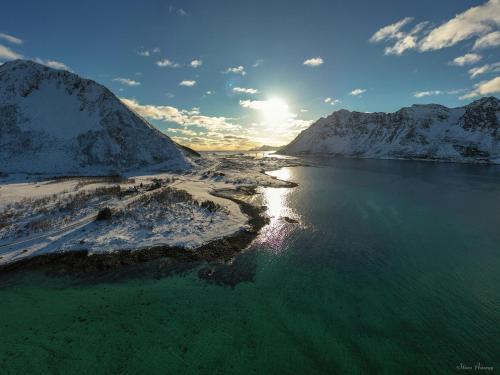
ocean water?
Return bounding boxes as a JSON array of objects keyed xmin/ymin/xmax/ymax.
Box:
[{"xmin": 1, "ymin": 158, "xmax": 499, "ymax": 374}]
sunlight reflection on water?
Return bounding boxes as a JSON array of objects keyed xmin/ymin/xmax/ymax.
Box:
[{"xmin": 254, "ymin": 168, "xmax": 300, "ymax": 252}]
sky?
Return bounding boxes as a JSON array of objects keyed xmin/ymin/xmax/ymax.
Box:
[{"xmin": 1, "ymin": 0, "xmax": 499, "ymax": 150}]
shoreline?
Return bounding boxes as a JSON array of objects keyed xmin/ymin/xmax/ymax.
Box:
[{"xmin": 0, "ymin": 180, "xmax": 295, "ymax": 280}]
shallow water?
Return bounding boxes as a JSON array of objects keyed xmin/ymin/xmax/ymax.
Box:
[{"xmin": 1, "ymin": 158, "xmax": 499, "ymax": 374}]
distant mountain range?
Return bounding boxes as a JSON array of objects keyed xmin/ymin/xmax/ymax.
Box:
[
  {"xmin": 280, "ymin": 97, "xmax": 499, "ymax": 164},
  {"xmin": 0, "ymin": 60, "xmax": 191, "ymax": 175}
]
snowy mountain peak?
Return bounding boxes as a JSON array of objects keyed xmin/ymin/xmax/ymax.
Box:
[
  {"xmin": 468, "ymin": 96, "xmax": 499, "ymax": 109},
  {"xmin": 280, "ymin": 97, "xmax": 499, "ymax": 164},
  {"xmin": 0, "ymin": 59, "xmax": 191, "ymax": 174}
]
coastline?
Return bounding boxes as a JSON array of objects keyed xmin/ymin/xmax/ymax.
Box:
[{"xmin": 0, "ymin": 175, "xmax": 297, "ymax": 279}]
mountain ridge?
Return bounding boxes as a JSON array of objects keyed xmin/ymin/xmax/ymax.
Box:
[
  {"xmin": 279, "ymin": 96, "xmax": 499, "ymax": 164},
  {"xmin": 0, "ymin": 59, "xmax": 191, "ymax": 174}
]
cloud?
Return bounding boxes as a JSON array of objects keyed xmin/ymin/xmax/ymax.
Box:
[
  {"xmin": 0, "ymin": 44, "xmax": 23, "ymax": 60},
  {"xmin": 370, "ymin": 17, "xmax": 414, "ymax": 43},
  {"xmin": 459, "ymin": 76, "xmax": 500, "ymax": 99},
  {"xmin": 34, "ymin": 58, "xmax": 72, "ymax": 71},
  {"xmin": 414, "ymin": 89, "xmax": 467, "ymax": 97},
  {"xmin": 169, "ymin": 5, "xmax": 189, "ymax": 16},
  {"xmin": 370, "ymin": 18, "xmax": 430, "ymax": 55},
  {"xmin": 232, "ymin": 87, "xmax": 259, "ymax": 94},
  {"xmin": 113, "ymin": 77, "xmax": 141, "ymax": 86},
  {"xmin": 137, "ymin": 47, "xmax": 159, "ymax": 57},
  {"xmin": 324, "ymin": 97, "xmax": 341, "ymax": 105},
  {"xmin": 252, "ymin": 59, "xmax": 264, "ymax": 68},
  {"xmin": 468, "ymin": 62, "xmax": 500, "ymax": 78},
  {"xmin": 449, "ymin": 53, "xmax": 482, "ymax": 66},
  {"xmin": 420, "ymin": 0, "xmax": 500, "ymax": 51},
  {"xmin": 303, "ymin": 57, "xmax": 324, "ymax": 66},
  {"xmin": 349, "ymin": 88, "xmax": 367, "ymax": 96},
  {"xmin": 0, "ymin": 32, "xmax": 22, "ymax": 45},
  {"xmin": 190, "ymin": 59, "xmax": 203, "ymax": 68},
  {"xmin": 414, "ymin": 90, "xmax": 443, "ymax": 98},
  {"xmin": 300, "ymin": 109, "xmax": 308, "ymax": 113},
  {"xmin": 171, "ymin": 133, "xmax": 259, "ymax": 151},
  {"xmin": 473, "ymin": 30, "xmax": 500, "ymax": 49},
  {"xmin": 179, "ymin": 80, "xmax": 196, "ymax": 87},
  {"xmin": 239, "ymin": 99, "xmax": 269, "ymax": 110},
  {"xmin": 166, "ymin": 128, "xmax": 198, "ymax": 137},
  {"xmin": 384, "ymin": 22, "xmax": 429, "ymax": 55},
  {"xmin": 156, "ymin": 59, "xmax": 180, "ymax": 68},
  {"xmin": 121, "ymin": 98, "xmax": 237, "ymax": 130},
  {"xmin": 205, "ymin": 90, "xmax": 215, "ymax": 95},
  {"xmin": 224, "ymin": 66, "xmax": 246, "ymax": 75},
  {"xmin": 370, "ymin": 1, "xmax": 500, "ymax": 55}
]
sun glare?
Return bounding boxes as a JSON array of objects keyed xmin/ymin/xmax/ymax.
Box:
[{"xmin": 259, "ymin": 97, "xmax": 290, "ymax": 125}]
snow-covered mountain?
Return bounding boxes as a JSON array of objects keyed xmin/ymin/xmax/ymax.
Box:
[
  {"xmin": 0, "ymin": 59, "xmax": 190, "ymax": 174},
  {"xmin": 280, "ymin": 97, "xmax": 500, "ymax": 164}
]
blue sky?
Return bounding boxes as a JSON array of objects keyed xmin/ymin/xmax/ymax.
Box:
[{"xmin": 1, "ymin": 0, "xmax": 499, "ymax": 150}]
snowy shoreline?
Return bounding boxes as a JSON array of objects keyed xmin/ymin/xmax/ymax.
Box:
[{"xmin": 0, "ymin": 154, "xmax": 302, "ymax": 274}]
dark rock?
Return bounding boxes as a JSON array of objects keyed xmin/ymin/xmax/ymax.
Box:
[{"xmin": 96, "ymin": 207, "xmax": 112, "ymax": 221}]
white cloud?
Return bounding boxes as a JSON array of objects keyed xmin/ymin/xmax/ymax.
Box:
[
  {"xmin": 303, "ymin": 57, "xmax": 324, "ymax": 66},
  {"xmin": 190, "ymin": 59, "xmax": 203, "ymax": 68},
  {"xmin": 0, "ymin": 32, "xmax": 22, "ymax": 45},
  {"xmin": 468, "ymin": 62, "xmax": 500, "ymax": 78},
  {"xmin": 34, "ymin": 58, "xmax": 72, "ymax": 71},
  {"xmin": 0, "ymin": 44, "xmax": 23, "ymax": 61},
  {"xmin": 121, "ymin": 98, "xmax": 237, "ymax": 130},
  {"xmin": 414, "ymin": 90, "xmax": 443, "ymax": 98},
  {"xmin": 224, "ymin": 66, "xmax": 246, "ymax": 75},
  {"xmin": 370, "ymin": 18, "xmax": 429, "ymax": 55},
  {"xmin": 239, "ymin": 99, "xmax": 268, "ymax": 110},
  {"xmin": 156, "ymin": 59, "xmax": 181, "ymax": 68},
  {"xmin": 370, "ymin": 17, "xmax": 414, "ymax": 43},
  {"xmin": 384, "ymin": 22, "xmax": 428, "ymax": 55},
  {"xmin": 449, "ymin": 53, "xmax": 482, "ymax": 66},
  {"xmin": 419, "ymin": 0, "xmax": 500, "ymax": 51},
  {"xmin": 324, "ymin": 97, "xmax": 341, "ymax": 105},
  {"xmin": 233, "ymin": 87, "xmax": 259, "ymax": 94},
  {"xmin": 349, "ymin": 88, "xmax": 367, "ymax": 96},
  {"xmin": 113, "ymin": 77, "xmax": 141, "ymax": 86},
  {"xmin": 370, "ymin": 1, "xmax": 500, "ymax": 55},
  {"xmin": 205, "ymin": 90, "xmax": 214, "ymax": 95},
  {"xmin": 252, "ymin": 59, "xmax": 264, "ymax": 68},
  {"xmin": 179, "ymin": 80, "xmax": 196, "ymax": 87},
  {"xmin": 459, "ymin": 76, "xmax": 500, "ymax": 99},
  {"xmin": 169, "ymin": 5, "xmax": 189, "ymax": 16},
  {"xmin": 137, "ymin": 47, "xmax": 160, "ymax": 57},
  {"xmin": 300, "ymin": 109, "xmax": 308, "ymax": 113},
  {"xmin": 167, "ymin": 128, "xmax": 198, "ymax": 137},
  {"xmin": 414, "ymin": 89, "xmax": 467, "ymax": 98},
  {"xmin": 473, "ymin": 31, "xmax": 500, "ymax": 49}
]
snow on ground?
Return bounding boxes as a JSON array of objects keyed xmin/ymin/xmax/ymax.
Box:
[{"xmin": 0, "ymin": 153, "xmax": 302, "ymax": 265}]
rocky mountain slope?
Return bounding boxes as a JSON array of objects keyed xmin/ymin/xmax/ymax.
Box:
[
  {"xmin": 0, "ymin": 59, "xmax": 190, "ymax": 174},
  {"xmin": 280, "ymin": 97, "xmax": 499, "ymax": 164}
]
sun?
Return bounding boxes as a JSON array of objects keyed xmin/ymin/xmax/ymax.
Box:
[{"xmin": 259, "ymin": 97, "xmax": 290, "ymax": 125}]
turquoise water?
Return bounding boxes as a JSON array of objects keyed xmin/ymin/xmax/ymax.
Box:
[{"xmin": 1, "ymin": 158, "xmax": 499, "ymax": 374}]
